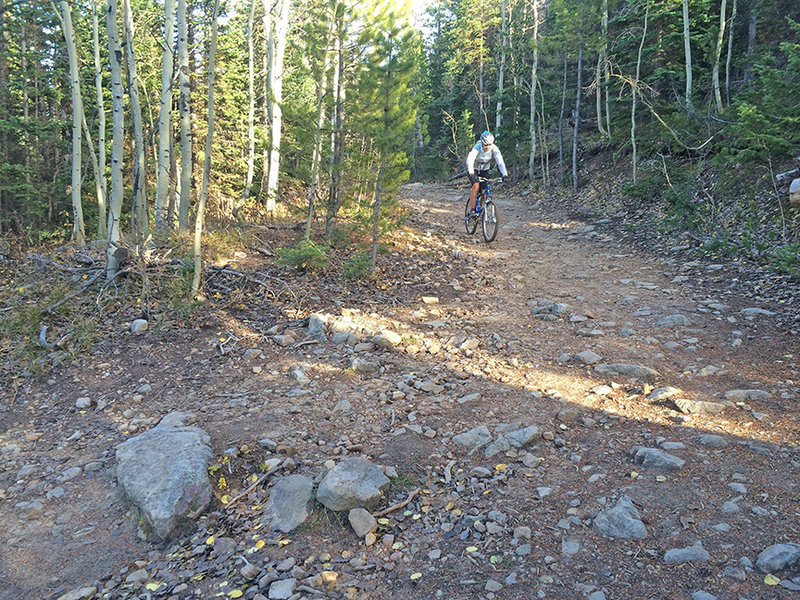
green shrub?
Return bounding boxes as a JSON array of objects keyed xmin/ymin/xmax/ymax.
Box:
[
  {"xmin": 343, "ymin": 252, "xmax": 372, "ymax": 279},
  {"xmin": 771, "ymin": 244, "xmax": 800, "ymax": 279},
  {"xmin": 274, "ymin": 239, "xmax": 329, "ymax": 273}
]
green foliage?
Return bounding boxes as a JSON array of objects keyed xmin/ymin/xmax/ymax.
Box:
[
  {"xmin": 771, "ymin": 244, "xmax": 800, "ymax": 279},
  {"xmin": 274, "ymin": 239, "xmax": 330, "ymax": 272},
  {"xmin": 343, "ymin": 251, "xmax": 371, "ymax": 279}
]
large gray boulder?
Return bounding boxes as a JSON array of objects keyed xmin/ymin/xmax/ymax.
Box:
[
  {"xmin": 756, "ymin": 543, "xmax": 800, "ymax": 573},
  {"xmin": 115, "ymin": 412, "xmax": 212, "ymax": 540},
  {"xmin": 316, "ymin": 457, "xmax": 390, "ymax": 511},
  {"xmin": 262, "ymin": 474, "xmax": 314, "ymax": 533}
]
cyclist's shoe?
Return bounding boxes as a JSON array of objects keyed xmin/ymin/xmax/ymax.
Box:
[{"xmin": 466, "ymin": 209, "xmax": 478, "ymax": 218}]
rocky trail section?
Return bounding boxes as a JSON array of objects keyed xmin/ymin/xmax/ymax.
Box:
[{"xmin": 1, "ymin": 183, "xmax": 799, "ymax": 600}]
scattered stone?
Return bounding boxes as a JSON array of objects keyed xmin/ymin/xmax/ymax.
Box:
[
  {"xmin": 691, "ymin": 591, "xmax": 718, "ymax": 600},
  {"xmin": 373, "ymin": 331, "xmax": 402, "ymax": 349},
  {"xmin": 673, "ymin": 398, "xmax": 726, "ymax": 415},
  {"xmin": 504, "ymin": 425, "xmax": 541, "ymax": 448},
  {"xmin": 268, "ymin": 578, "xmax": 297, "ymax": 600},
  {"xmin": 593, "ymin": 496, "xmax": 647, "ymax": 540},
  {"xmin": 351, "ymin": 357, "xmax": 380, "ymax": 374},
  {"xmin": 756, "ymin": 544, "xmax": 800, "ymax": 573},
  {"xmin": 632, "ymin": 447, "xmax": 685, "ymax": 472},
  {"xmin": 657, "ymin": 314, "xmax": 690, "ymax": 327},
  {"xmin": 694, "ymin": 434, "xmax": 729, "ymax": 448},
  {"xmin": 56, "ymin": 587, "xmax": 98, "ymax": 600},
  {"xmin": 457, "ymin": 392, "xmax": 481, "ymax": 404},
  {"xmin": 349, "ymin": 507, "xmax": 377, "ymax": 538},
  {"xmin": 594, "ymin": 363, "xmax": 659, "ymax": 380},
  {"xmin": 664, "ymin": 543, "xmax": 710, "ymax": 564},
  {"xmin": 574, "ymin": 350, "xmax": 602, "ymax": 365},
  {"xmin": 741, "ymin": 307, "xmax": 775, "ymax": 318},
  {"xmin": 115, "ymin": 412, "xmax": 212, "ymax": 540},
  {"xmin": 647, "ymin": 387, "xmax": 681, "ymax": 401},
  {"xmin": 262, "ymin": 474, "xmax": 313, "ymax": 533},
  {"xmin": 724, "ymin": 389, "xmax": 770, "ymax": 402},
  {"xmin": 485, "ymin": 580, "xmax": 503, "ymax": 593},
  {"xmin": 316, "ymin": 457, "xmax": 390, "ymax": 511},
  {"xmin": 452, "ymin": 426, "xmax": 493, "ymax": 451},
  {"xmin": 75, "ymin": 397, "xmax": 92, "ymax": 409},
  {"xmin": 130, "ymin": 319, "xmax": 148, "ymax": 334}
]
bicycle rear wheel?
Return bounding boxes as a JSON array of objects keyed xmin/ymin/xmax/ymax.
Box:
[
  {"xmin": 464, "ymin": 197, "xmax": 478, "ymax": 235},
  {"xmin": 482, "ymin": 200, "xmax": 498, "ymax": 242}
]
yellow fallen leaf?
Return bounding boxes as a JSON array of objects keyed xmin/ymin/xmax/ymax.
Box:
[
  {"xmin": 228, "ymin": 591, "xmax": 244, "ymax": 598},
  {"xmin": 466, "ymin": 546, "xmax": 478, "ymax": 553},
  {"xmin": 452, "ymin": 509, "xmax": 462, "ymax": 517},
  {"xmin": 656, "ymin": 475, "xmax": 666, "ymax": 482},
  {"xmin": 377, "ymin": 518, "xmax": 390, "ymax": 525},
  {"xmin": 495, "ymin": 463, "xmax": 507, "ymax": 472},
  {"xmin": 764, "ymin": 574, "xmax": 780, "ymax": 586},
  {"xmin": 251, "ymin": 474, "xmax": 259, "ymax": 482},
  {"xmin": 490, "ymin": 555, "xmax": 500, "ymax": 564},
  {"xmin": 445, "ymin": 502, "xmax": 454, "ymax": 511},
  {"xmin": 412, "ymin": 514, "xmax": 421, "ymax": 520},
  {"xmin": 410, "ymin": 572, "xmax": 422, "ymax": 580},
  {"xmin": 206, "ymin": 536, "xmax": 215, "ymax": 545},
  {"xmin": 255, "ymin": 539, "xmax": 265, "ymax": 549},
  {"xmin": 422, "ymin": 506, "xmax": 430, "ymax": 513},
  {"xmin": 145, "ymin": 583, "xmax": 163, "ymax": 591},
  {"xmin": 630, "ymin": 471, "xmax": 639, "ymax": 479},
  {"xmin": 279, "ymin": 539, "xmax": 291, "ymax": 546},
  {"xmin": 392, "ymin": 541, "xmax": 403, "ymax": 550},
  {"xmin": 220, "ymin": 495, "xmax": 229, "ymax": 504}
]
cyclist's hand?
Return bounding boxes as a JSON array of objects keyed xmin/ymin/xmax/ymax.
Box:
[{"xmin": 502, "ymin": 175, "xmax": 509, "ymax": 184}]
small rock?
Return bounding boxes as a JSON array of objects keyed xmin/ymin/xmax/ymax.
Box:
[
  {"xmin": 664, "ymin": 543, "xmax": 710, "ymax": 564},
  {"xmin": 348, "ymin": 507, "xmax": 377, "ymax": 538},
  {"xmin": 130, "ymin": 319, "xmax": 148, "ymax": 334}
]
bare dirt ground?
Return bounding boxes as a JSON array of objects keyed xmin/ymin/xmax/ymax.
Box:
[{"xmin": 1, "ymin": 182, "xmax": 799, "ymax": 600}]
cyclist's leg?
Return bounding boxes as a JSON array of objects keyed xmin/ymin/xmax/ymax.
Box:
[
  {"xmin": 468, "ymin": 180, "xmax": 480, "ymax": 212},
  {"xmin": 477, "ymin": 170, "xmax": 490, "ymax": 203}
]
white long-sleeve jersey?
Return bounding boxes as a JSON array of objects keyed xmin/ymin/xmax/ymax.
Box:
[{"xmin": 466, "ymin": 142, "xmax": 508, "ymax": 177}]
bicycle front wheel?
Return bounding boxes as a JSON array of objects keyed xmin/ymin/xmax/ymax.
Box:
[
  {"xmin": 482, "ymin": 200, "xmax": 498, "ymax": 242},
  {"xmin": 464, "ymin": 197, "xmax": 478, "ymax": 235}
]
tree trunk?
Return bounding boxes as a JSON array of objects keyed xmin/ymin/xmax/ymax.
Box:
[
  {"xmin": 558, "ymin": 51, "xmax": 567, "ymax": 185},
  {"xmin": 712, "ymin": 0, "xmax": 727, "ymax": 114},
  {"xmin": 92, "ymin": 0, "xmax": 107, "ymax": 238},
  {"xmin": 602, "ymin": 0, "xmax": 610, "ymax": 136},
  {"xmin": 243, "ymin": 0, "xmax": 256, "ymax": 201},
  {"xmin": 744, "ymin": 3, "xmax": 757, "ymax": 84},
  {"xmin": 495, "ymin": 0, "xmax": 507, "ymax": 132},
  {"xmin": 123, "ymin": 0, "xmax": 149, "ymax": 236},
  {"xmin": 178, "ymin": 0, "xmax": 192, "ymax": 231},
  {"xmin": 632, "ymin": 2, "xmax": 651, "ymax": 184},
  {"xmin": 192, "ymin": 0, "xmax": 220, "ymax": 295},
  {"xmin": 61, "ymin": 0, "xmax": 86, "ymax": 247},
  {"xmin": 528, "ymin": 0, "xmax": 540, "ymax": 181},
  {"xmin": 725, "ymin": 0, "xmax": 737, "ymax": 104},
  {"xmin": 572, "ymin": 33, "xmax": 583, "ymax": 193},
  {"xmin": 265, "ymin": 0, "xmax": 289, "ymax": 212},
  {"xmin": 682, "ymin": 0, "xmax": 693, "ymax": 112},
  {"xmin": 305, "ymin": 6, "xmax": 334, "ymax": 240},
  {"xmin": 106, "ymin": 0, "xmax": 126, "ymax": 279},
  {"xmin": 325, "ymin": 5, "xmax": 345, "ymax": 239},
  {"xmin": 155, "ymin": 0, "xmax": 176, "ymax": 230},
  {"xmin": 260, "ymin": 0, "xmax": 272, "ymax": 203}
]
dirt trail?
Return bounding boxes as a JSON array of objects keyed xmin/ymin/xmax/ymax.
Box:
[{"xmin": 2, "ymin": 183, "xmax": 799, "ymax": 600}]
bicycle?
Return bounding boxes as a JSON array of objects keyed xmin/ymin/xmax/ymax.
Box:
[{"xmin": 464, "ymin": 176, "xmax": 499, "ymax": 242}]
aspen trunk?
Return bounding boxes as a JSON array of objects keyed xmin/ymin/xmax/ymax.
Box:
[
  {"xmin": 528, "ymin": 0, "xmax": 540, "ymax": 181},
  {"xmin": 192, "ymin": 0, "xmax": 220, "ymax": 295},
  {"xmin": 92, "ymin": 0, "xmax": 107, "ymax": 238},
  {"xmin": 243, "ymin": 0, "xmax": 256, "ymax": 201},
  {"xmin": 61, "ymin": 0, "xmax": 86, "ymax": 247},
  {"xmin": 725, "ymin": 0, "xmax": 737, "ymax": 105},
  {"xmin": 632, "ymin": 2, "xmax": 651, "ymax": 184},
  {"xmin": 712, "ymin": 0, "xmax": 727, "ymax": 114},
  {"xmin": 177, "ymin": 0, "xmax": 192, "ymax": 231},
  {"xmin": 495, "ymin": 0, "xmax": 507, "ymax": 132},
  {"xmin": 682, "ymin": 0, "xmax": 693, "ymax": 111},
  {"xmin": 558, "ymin": 51, "xmax": 567, "ymax": 185},
  {"xmin": 266, "ymin": 0, "xmax": 289, "ymax": 212},
  {"xmin": 123, "ymin": 0, "xmax": 149, "ymax": 235},
  {"xmin": 106, "ymin": 0, "xmax": 126, "ymax": 279},
  {"xmin": 155, "ymin": 0, "xmax": 176, "ymax": 230},
  {"xmin": 572, "ymin": 34, "xmax": 583, "ymax": 193}
]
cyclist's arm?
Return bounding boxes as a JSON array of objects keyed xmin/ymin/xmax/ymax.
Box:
[
  {"xmin": 466, "ymin": 147, "xmax": 479, "ymax": 177},
  {"xmin": 493, "ymin": 147, "xmax": 509, "ymax": 178}
]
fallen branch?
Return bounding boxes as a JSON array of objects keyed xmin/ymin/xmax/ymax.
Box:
[
  {"xmin": 373, "ymin": 488, "xmax": 421, "ymax": 518},
  {"xmin": 225, "ymin": 463, "xmax": 282, "ymax": 510},
  {"xmin": 44, "ymin": 268, "xmax": 104, "ymax": 314}
]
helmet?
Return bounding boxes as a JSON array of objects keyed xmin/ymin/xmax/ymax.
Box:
[{"xmin": 480, "ymin": 131, "xmax": 495, "ymax": 146}]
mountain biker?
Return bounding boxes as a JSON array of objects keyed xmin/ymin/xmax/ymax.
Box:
[{"xmin": 466, "ymin": 130, "xmax": 509, "ymax": 217}]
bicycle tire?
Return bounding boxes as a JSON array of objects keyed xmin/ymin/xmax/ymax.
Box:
[
  {"xmin": 482, "ymin": 200, "xmax": 498, "ymax": 242},
  {"xmin": 464, "ymin": 197, "xmax": 478, "ymax": 235}
]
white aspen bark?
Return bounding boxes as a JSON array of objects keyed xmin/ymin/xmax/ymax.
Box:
[
  {"xmin": 123, "ymin": 0, "xmax": 149, "ymax": 235},
  {"xmin": 178, "ymin": 0, "xmax": 192, "ymax": 231},
  {"xmin": 61, "ymin": 0, "xmax": 86, "ymax": 247},
  {"xmin": 744, "ymin": 4, "xmax": 757, "ymax": 84},
  {"xmin": 192, "ymin": 0, "xmax": 220, "ymax": 295},
  {"xmin": 595, "ymin": 53, "xmax": 605, "ymax": 135},
  {"xmin": 495, "ymin": 0, "xmax": 507, "ymax": 132},
  {"xmin": 244, "ymin": 0, "xmax": 256, "ymax": 200},
  {"xmin": 682, "ymin": 0, "xmax": 693, "ymax": 111},
  {"xmin": 712, "ymin": 0, "xmax": 728, "ymax": 113},
  {"xmin": 155, "ymin": 0, "xmax": 177, "ymax": 230},
  {"xmin": 558, "ymin": 51, "xmax": 567, "ymax": 184},
  {"xmin": 92, "ymin": 0, "xmax": 107, "ymax": 238},
  {"xmin": 725, "ymin": 0, "xmax": 737, "ymax": 105},
  {"xmin": 632, "ymin": 2, "xmax": 650, "ymax": 184},
  {"xmin": 266, "ymin": 0, "xmax": 289, "ymax": 212},
  {"xmin": 602, "ymin": 0, "xmax": 610, "ymax": 135},
  {"xmin": 260, "ymin": 0, "xmax": 272, "ymax": 200},
  {"xmin": 572, "ymin": 33, "xmax": 583, "ymax": 193},
  {"xmin": 528, "ymin": 0, "xmax": 539, "ymax": 181},
  {"xmin": 306, "ymin": 8, "xmax": 334, "ymax": 240},
  {"xmin": 106, "ymin": 0, "xmax": 126, "ymax": 279}
]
